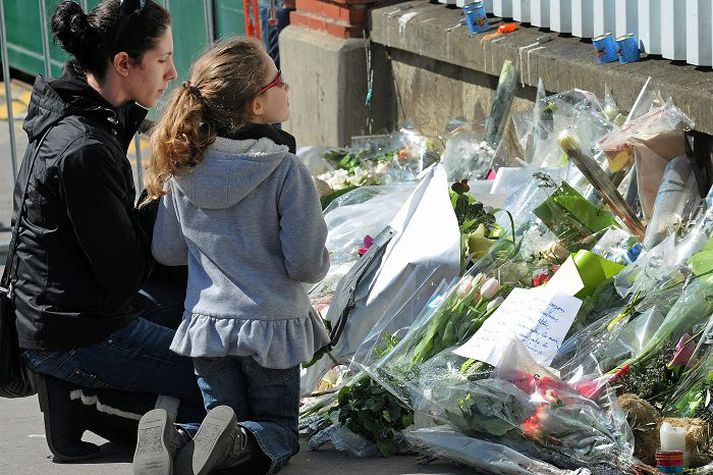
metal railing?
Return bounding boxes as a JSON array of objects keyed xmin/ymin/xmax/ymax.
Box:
[
  {"xmin": 0, "ymin": 0, "xmax": 217, "ymax": 257},
  {"xmin": 449, "ymin": 0, "xmax": 713, "ymax": 67}
]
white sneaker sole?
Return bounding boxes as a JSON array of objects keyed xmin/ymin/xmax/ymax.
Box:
[
  {"xmin": 133, "ymin": 409, "xmax": 174, "ymax": 475},
  {"xmin": 175, "ymin": 406, "xmax": 236, "ymax": 475}
]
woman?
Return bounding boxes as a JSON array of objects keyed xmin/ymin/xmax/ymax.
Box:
[{"xmin": 10, "ymin": 0, "xmax": 203, "ymax": 461}]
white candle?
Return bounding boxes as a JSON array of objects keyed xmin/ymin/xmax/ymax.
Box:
[{"xmin": 660, "ymin": 422, "xmax": 688, "ymax": 465}]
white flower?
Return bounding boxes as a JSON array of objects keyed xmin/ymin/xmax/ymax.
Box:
[
  {"xmin": 375, "ymin": 161, "xmax": 391, "ymax": 176},
  {"xmin": 480, "ymin": 278, "xmax": 500, "ymax": 300},
  {"xmin": 349, "ymin": 167, "xmax": 369, "ymax": 185},
  {"xmin": 456, "ymin": 275, "xmax": 474, "ymax": 298},
  {"xmin": 319, "ymin": 169, "xmax": 350, "ymax": 191},
  {"xmin": 472, "ymin": 273, "xmax": 486, "ymax": 288},
  {"xmin": 486, "ymin": 296, "xmax": 504, "ymax": 311}
]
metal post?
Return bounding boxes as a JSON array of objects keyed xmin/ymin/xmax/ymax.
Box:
[
  {"xmin": 134, "ymin": 135, "xmax": 143, "ymax": 192},
  {"xmin": 39, "ymin": 0, "xmax": 52, "ymax": 78},
  {"xmin": 163, "ymin": 0, "xmax": 170, "ymax": 11},
  {"xmin": 204, "ymin": 0, "xmax": 215, "ymax": 43},
  {"xmin": 0, "ymin": 0, "xmax": 17, "ymax": 179},
  {"xmin": 80, "ymin": 0, "xmax": 88, "ymax": 11}
]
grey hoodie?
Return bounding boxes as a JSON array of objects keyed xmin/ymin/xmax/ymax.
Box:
[{"xmin": 152, "ymin": 136, "xmax": 331, "ymax": 369}]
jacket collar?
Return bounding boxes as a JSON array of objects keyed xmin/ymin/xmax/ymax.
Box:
[{"xmin": 23, "ymin": 61, "xmax": 148, "ymax": 149}]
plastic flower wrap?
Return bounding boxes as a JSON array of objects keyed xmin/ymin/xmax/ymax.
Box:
[
  {"xmin": 598, "ymin": 101, "xmax": 694, "ymax": 218},
  {"xmin": 642, "ymin": 155, "xmax": 700, "ymax": 250},
  {"xmin": 531, "ymin": 172, "xmax": 617, "ymax": 251},
  {"xmin": 404, "ymin": 426, "xmax": 592, "ymax": 475},
  {"xmin": 314, "ymin": 129, "xmax": 432, "ymax": 203},
  {"xmin": 384, "ymin": 339, "xmax": 637, "ymax": 471},
  {"xmin": 309, "ymin": 184, "xmax": 415, "ymax": 312},
  {"xmin": 394, "ymin": 271, "xmax": 507, "ymax": 369},
  {"xmin": 559, "ymin": 130, "xmax": 644, "ymax": 240},
  {"xmin": 529, "ymin": 89, "xmax": 614, "ymax": 169},
  {"xmin": 440, "ymin": 121, "xmax": 496, "ymax": 182},
  {"xmin": 665, "ymin": 318, "xmax": 713, "ymax": 420}
]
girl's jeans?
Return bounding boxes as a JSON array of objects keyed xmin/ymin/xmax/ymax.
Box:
[{"xmin": 192, "ymin": 356, "xmax": 301, "ymax": 474}]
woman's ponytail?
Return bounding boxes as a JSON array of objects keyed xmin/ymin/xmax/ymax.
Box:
[
  {"xmin": 51, "ymin": 1, "xmax": 97, "ymax": 65},
  {"xmin": 51, "ymin": 0, "xmax": 170, "ymax": 80}
]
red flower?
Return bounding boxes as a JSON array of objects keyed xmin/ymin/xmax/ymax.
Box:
[
  {"xmin": 358, "ymin": 235, "xmax": 375, "ymax": 256},
  {"xmin": 573, "ymin": 364, "xmax": 630, "ymax": 400},
  {"xmin": 532, "ymin": 272, "xmax": 551, "ymax": 287},
  {"xmin": 521, "ymin": 404, "xmax": 548, "ymax": 441}
]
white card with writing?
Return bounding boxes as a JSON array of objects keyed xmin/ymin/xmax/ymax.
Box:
[{"xmin": 453, "ymin": 287, "xmax": 583, "ymax": 367}]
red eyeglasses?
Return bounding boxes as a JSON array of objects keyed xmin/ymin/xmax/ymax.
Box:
[{"xmin": 256, "ymin": 71, "xmax": 288, "ymax": 95}]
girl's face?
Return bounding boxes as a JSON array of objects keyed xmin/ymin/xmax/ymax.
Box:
[
  {"xmin": 125, "ymin": 27, "xmax": 178, "ymax": 108},
  {"xmin": 251, "ymin": 55, "xmax": 290, "ymax": 124}
]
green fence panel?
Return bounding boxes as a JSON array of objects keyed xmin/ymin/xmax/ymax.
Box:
[
  {"xmin": 5, "ymin": 0, "xmax": 246, "ymax": 82},
  {"xmin": 215, "ymin": 0, "xmax": 246, "ymax": 40}
]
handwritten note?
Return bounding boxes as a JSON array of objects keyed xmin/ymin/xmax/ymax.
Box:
[{"xmin": 453, "ymin": 287, "xmax": 582, "ymax": 367}]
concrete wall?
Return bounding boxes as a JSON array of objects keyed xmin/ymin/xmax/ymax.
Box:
[
  {"xmin": 280, "ymin": 26, "xmax": 396, "ymax": 147},
  {"xmin": 371, "ymin": 1, "xmax": 713, "ymax": 136},
  {"xmin": 388, "ymin": 47, "xmax": 537, "ymax": 138}
]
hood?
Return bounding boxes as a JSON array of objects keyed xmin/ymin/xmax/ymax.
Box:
[
  {"xmin": 172, "ymin": 136, "xmax": 290, "ymax": 209},
  {"xmin": 23, "ymin": 61, "xmax": 146, "ymax": 144}
]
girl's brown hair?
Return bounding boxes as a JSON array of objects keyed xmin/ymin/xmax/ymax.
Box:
[{"xmin": 144, "ymin": 37, "xmax": 269, "ymax": 201}]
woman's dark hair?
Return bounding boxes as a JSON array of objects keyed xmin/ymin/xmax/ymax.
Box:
[{"xmin": 51, "ymin": 0, "xmax": 171, "ymax": 79}]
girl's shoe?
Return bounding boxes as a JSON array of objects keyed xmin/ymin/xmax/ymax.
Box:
[
  {"xmin": 174, "ymin": 405, "xmax": 256, "ymax": 475},
  {"xmin": 133, "ymin": 408, "xmax": 177, "ymax": 475}
]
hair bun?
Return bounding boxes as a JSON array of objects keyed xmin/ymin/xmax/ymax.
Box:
[{"xmin": 51, "ymin": 1, "xmax": 95, "ymax": 58}]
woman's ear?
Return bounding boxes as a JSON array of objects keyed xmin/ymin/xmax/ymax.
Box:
[{"xmin": 112, "ymin": 52, "xmax": 131, "ymax": 78}]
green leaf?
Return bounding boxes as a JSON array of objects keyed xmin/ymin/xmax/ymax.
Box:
[
  {"xmin": 376, "ymin": 439, "xmax": 396, "ymax": 457},
  {"xmin": 320, "ymin": 186, "xmax": 359, "ymax": 209},
  {"xmin": 691, "ymin": 238, "xmax": 713, "ymax": 277}
]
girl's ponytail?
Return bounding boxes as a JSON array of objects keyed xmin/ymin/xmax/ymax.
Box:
[
  {"xmin": 144, "ymin": 84, "xmax": 217, "ymax": 201},
  {"xmin": 143, "ymin": 37, "xmax": 269, "ymax": 203}
]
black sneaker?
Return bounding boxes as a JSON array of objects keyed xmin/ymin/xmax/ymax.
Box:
[
  {"xmin": 174, "ymin": 406, "xmax": 239, "ymax": 475},
  {"xmin": 35, "ymin": 374, "xmax": 101, "ymax": 462},
  {"xmin": 133, "ymin": 408, "xmax": 176, "ymax": 475}
]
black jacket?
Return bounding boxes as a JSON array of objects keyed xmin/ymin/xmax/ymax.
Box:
[{"xmin": 11, "ymin": 62, "xmax": 153, "ymax": 350}]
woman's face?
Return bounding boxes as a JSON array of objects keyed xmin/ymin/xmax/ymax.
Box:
[{"xmin": 126, "ymin": 27, "xmax": 177, "ymax": 108}]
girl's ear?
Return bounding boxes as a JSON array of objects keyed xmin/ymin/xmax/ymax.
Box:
[
  {"xmin": 249, "ymin": 95, "xmax": 265, "ymax": 118},
  {"xmin": 112, "ymin": 52, "xmax": 131, "ymax": 78}
]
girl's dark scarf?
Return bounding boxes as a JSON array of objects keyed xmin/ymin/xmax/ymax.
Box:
[{"xmin": 221, "ymin": 123, "xmax": 296, "ymax": 154}]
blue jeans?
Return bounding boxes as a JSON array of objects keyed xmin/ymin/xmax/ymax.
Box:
[
  {"xmin": 21, "ymin": 281, "xmax": 205, "ymax": 423},
  {"xmin": 192, "ymin": 356, "xmax": 300, "ymax": 474}
]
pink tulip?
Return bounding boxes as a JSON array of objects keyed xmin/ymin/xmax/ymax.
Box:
[{"xmin": 669, "ymin": 333, "xmax": 696, "ymax": 368}]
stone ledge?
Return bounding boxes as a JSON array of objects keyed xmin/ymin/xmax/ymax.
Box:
[{"xmin": 370, "ymin": 1, "xmax": 713, "ymax": 135}]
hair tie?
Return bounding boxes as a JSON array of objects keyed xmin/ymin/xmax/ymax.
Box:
[{"xmin": 182, "ymin": 80, "xmax": 202, "ymax": 98}]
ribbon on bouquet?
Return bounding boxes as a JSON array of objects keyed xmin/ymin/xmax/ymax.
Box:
[{"xmin": 547, "ymin": 249, "xmax": 625, "ymax": 299}]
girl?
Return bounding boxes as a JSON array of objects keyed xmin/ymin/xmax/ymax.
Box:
[
  {"xmin": 14, "ymin": 0, "xmax": 204, "ymax": 463},
  {"xmin": 135, "ymin": 38, "xmax": 330, "ymax": 474}
]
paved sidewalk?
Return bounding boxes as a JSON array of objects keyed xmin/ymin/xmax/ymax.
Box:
[{"xmin": 0, "ymin": 395, "xmax": 473, "ymax": 475}]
